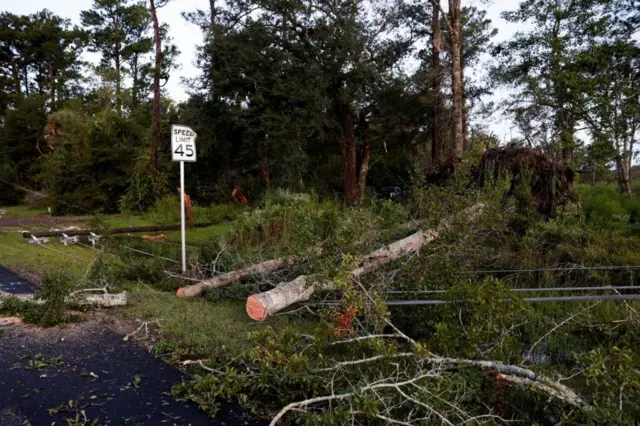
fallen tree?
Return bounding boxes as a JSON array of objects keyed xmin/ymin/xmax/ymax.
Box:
[
  {"xmin": 176, "ymin": 220, "xmax": 425, "ymax": 297},
  {"xmin": 0, "ymin": 291, "xmax": 127, "ymax": 307},
  {"xmin": 268, "ymin": 318, "xmax": 589, "ymax": 425},
  {"xmin": 246, "ymin": 204, "xmax": 484, "ymax": 321}
]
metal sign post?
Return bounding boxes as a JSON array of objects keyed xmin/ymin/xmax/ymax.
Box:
[{"xmin": 171, "ymin": 124, "xmax": 198, "ymax": 273}]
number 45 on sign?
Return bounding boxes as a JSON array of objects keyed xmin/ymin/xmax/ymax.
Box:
[{"xmin": 172, "ymin": 124, "xmax": 197, "ymax": 162}]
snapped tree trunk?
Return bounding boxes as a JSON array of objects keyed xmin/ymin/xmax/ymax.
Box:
[
  {"xmin": 176, "ymin": 220, "xmax": 425, "ymax": 297},
  {"xmin": 150, "ymin": 0, "xmax": 162, "ymax": 177},
  {"xmin": 246, "ymin": 204, "xmax": 484, "ymax": 321},
  {"xmin": 431, "ymin": 0, "xmax": 443, "ymax": 164},
  {"xmin": 0, "ymin": 292, "xmax": 128, "ymax": 308},
  {"xmin": 449, "ymin": 0, "xmax": 464, "ymax": 155}
]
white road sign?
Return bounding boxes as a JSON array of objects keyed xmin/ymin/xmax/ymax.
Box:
[{"xmin": 171, "ymin": 124, "xmax": 197, "ymax": 162}]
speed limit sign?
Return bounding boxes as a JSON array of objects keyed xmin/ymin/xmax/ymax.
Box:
[
  {"xmin": 171, "ymin": 124, "xmax": 197, "ymax": 162},
  {"xmin": 171, "ymin": 123, "xmax": 198, "ymax": 274}
]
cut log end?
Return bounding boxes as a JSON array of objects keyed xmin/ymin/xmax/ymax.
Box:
[
  {"xmin": 176, "ymin": 283, "xmax": 203, "ymax": 297},
  {"xmin": 246, "ymin": 295, "xmax": 267, "ymax": 321}
]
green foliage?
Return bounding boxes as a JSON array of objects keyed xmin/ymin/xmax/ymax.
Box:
[
  {"xmin": 231, "ymin": 192, "xmax": 342, "ymax": 251},
  {"xmin": 39, "ymin": 104, "xmax": 140, "ymax": 214},
  {"xmin": 0, "ymin": 270, "xmax": 75, "ymax": 327},
  {"xmin": 35, "ymin": 269, "xmax": 74, "ymax": 327},
  {"xmin": 578, "ymin": 183, "xmax": 640, "ymax": 232},
  {"xmin": 120, "ymin": 154, "xmax": 169, "ymax": 212},
  {"xmin": 145, "ymin": 195, "xmax": 238, "ymax": 225}
]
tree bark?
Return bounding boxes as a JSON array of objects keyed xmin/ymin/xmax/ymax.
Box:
[
  {"xmin": 617, "ymin": 155, "xmax": 632, "ymax": 194},
  {"xmin": 150, "ymin": 0, "xmax": 162, "ymax": 177},
  {"xmin": 176, "ymin": 221, "xmax": 426, "ymax": 297},
  {"xmin": 356, "ymin": 138, "xmax": 373, "ymax": 207},
  {"xmin": 0, "ymin": 292, "xmax": 127, "ymax": 307},
  {"xmin": 246, "ymin": 204, "xmax": 484, "ymax": 321},
  {"xmin": 431, "ymin": 0, "xmax": 443, "ymax": 164},
  {"xmin": 10, "ymin": 60, "xmax": 21, "ymax": 99},
  {"xmin": 449, "ymin": 0, "xmax": 464, "ymax": 155},
  {"xmin": 22, "ymin": 65, "xmax": 29, "ymax": 97},
  {"xmin": 48, "ymin": 60, "xmax": 56, "ymax": 110},
  {"xmin": 339, "ymin": 103, "xmax": 359, "ymax": 206},
  {"xmin": 113, "ymin": 15, "xmax": 122, "ymax": 114}
]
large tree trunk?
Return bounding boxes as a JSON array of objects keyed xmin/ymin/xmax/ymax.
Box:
[
  {"xmin": 339, "ymin": 103, "xmax": 359, "ymax": 206},
  {"xmin": 176, "ymin": 220, "xmax": 425, "ymax": 297},
  {"xmin": 150, "ymin": 0, "xmax": 162, "ymax": 177},
  {"xmin": 449, "ymin": 0, "xmax": 464, "ymax": 155},
  {"xmin": 246, "ymin": 204, "xmax": 484, "ymax": 321},
  {"xmin": 617, "ymin": 155, "xmax": 632, "ymax": 194},
  {"xmin": 431, "ymin": 0, "xmax": 443, "ymax": 164},
  {"xmin": 356, "ymin": 138, "xmax": 373, "ymax": 207},
  {"xmin": 177, "ymin": 255, "xmax": 297, "ymax": 297},
  {"xmin": 0, "ymin": 292, "xmax": 128, "ymax": 308}
]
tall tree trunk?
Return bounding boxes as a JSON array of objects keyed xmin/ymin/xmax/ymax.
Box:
[
  {"xmin": 150, "ymin": 0, "xmax": 162, "ymax": 177},
  {"xmin": 617, "ymin": 155, "xmax": 632, "ymax": 194},
  {"xmin": 461, "ymin": 62, "xmax": 468, "ymax": 147},
  {"xmin": 356, "ymin": 138, "xmax": 373, "ymax": 207},
  {"xmin": 431, "ymin": 0, "xmax": 443, "ymax": 164},
  {"xmin": 113, "ymin": 16, "xmax": 122, "ymax": 114},
  {"xmin": 48, "ymin": 61, "xmax": 56, "ymax": 110},
  {"xmin": 131, "ymin": 57, "xmax": 139, "ymax": 107},
  {"xmin": 339, "ymin": 103, "xmax": 358, "ymax": 206},
  {"xmin": 22, "ymin": 65, "xmax": 29, "ymax": 97},
  {"xmin": 11, "ymin": 61, "xmax": 21, "ymax": 99},
  {"xmin": 448, "ymin": 0, "xmax": 464, "ymax": 155}
]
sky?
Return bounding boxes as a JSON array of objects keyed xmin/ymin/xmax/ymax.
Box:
[{"xmin": 4, "ymin": 0, "xmax": 523, "ymax": 139}]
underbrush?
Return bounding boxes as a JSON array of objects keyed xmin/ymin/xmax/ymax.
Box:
[
  {"xmin": 0, "ymin": 270, "xmax": 83, "ymax": 327},
  {"xmin": 146, "ymin": 195, "xmax": 244, "ymax": 225},
  {"xmin": 167, "ymin": 178, "xmax": 640, "ymax": 424},
  {"xmin": 577, "ymin": 183, "xmax": 640, "ymax": 233},
  {"xmin": 65, "ymin": 176, "xmax": 640, "ymax": 424}
]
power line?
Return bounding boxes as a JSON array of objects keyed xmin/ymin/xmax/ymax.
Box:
[
  {"xmin": 460, "ymin": 265, "xmax": 640, "ymax": 274},
  {"xmin": 164, "ymin": 270, "xmax": 201, "ymax": 282},
  {"xmin": 122, "ymin": 245, "xmax": 180, "ymax": 264},
  {"xmin": 33, "ymin": 243, "xmax": 92, "ymax": 264},
  {"xmin": 0, "ymin": 177, "xmax": 98, "ymax": 216},
  {"xmin": 387, "ymin": 286, "xmax": 640, "ymax": 295},
  {"xmin": 0, "ymin": 178, "xmax": 188, "ymax": 266},
  {"xmin": 321, "ymin": 294, "xmax": 640, "ymax": 306},
  {"xmin": 382, "ymin": 294, "xmax": 640, "ymax": 306}
]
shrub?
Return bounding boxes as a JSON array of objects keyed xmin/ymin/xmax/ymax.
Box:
[
  {"xmin": 35, "ymin": 270, "xmax": 74, "ymax": 327},
  {"xmin": 146, "ymin": 195, "xmax": 240, "ymax": 225},
  {"xmin": 0, "ymin": 270, "xmax": 74, "ymax": 327},
  {"xmin": 120, "ymin": 154, "xmax": 170, "ymax": 212}
]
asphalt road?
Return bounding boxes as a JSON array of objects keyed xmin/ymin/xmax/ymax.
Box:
[{"xmin": 0, "ymin": 267, "xmax": 264, "ymax": 426}]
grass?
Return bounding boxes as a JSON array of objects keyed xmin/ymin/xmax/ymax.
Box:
[
  {"xmin": 0, "ymin": 205, "xmax": 303, "ymax": 366},
  {"xmin": 0, "ymin": 229, "xmax": 96, "ymax": 278},
  {"xmin": 121, "ymin": 287, "xmax": 315, "ymax": 362},
  {"xmin": 0, "ymin": 203, "xmax": 314, "ymax": 378},
  {"xmin": 0, "ymin": 205, "xmax": 49, "ymax": 219}
]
